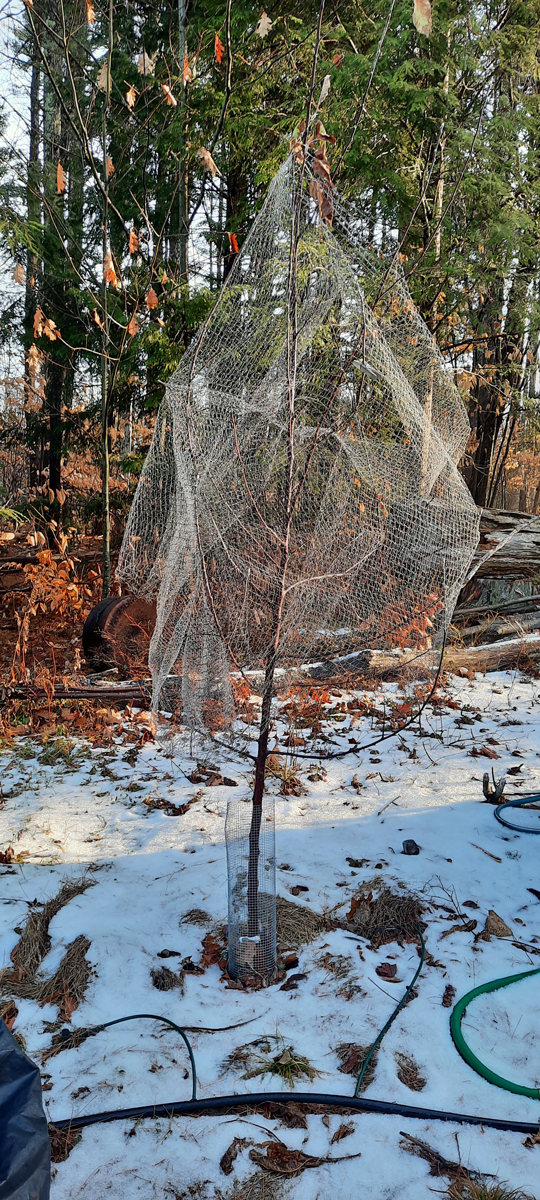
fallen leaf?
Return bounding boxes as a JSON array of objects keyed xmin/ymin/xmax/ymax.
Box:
[
  {"xmin": 56, "ymin": 162, "xmax": 66, "ymax": 194},
  {"xmin": 290, "ymin": 884, "xmax": 309, "ymax": 896},
  {"xmin": 412, "ymin": 0, "xmax": 432, "ymax": 36},
  {"xmin": 220, "ymin": 1137, "xmax": 249, "ymax": 1175},
  {"xmin": 201, "ymin": 932, "xmax": 223, "ymax": 967},
  {"xmin": 469, "ymin": 744, "xmax": 500, "ymax": 760},
  {"xmin": 256, "ymin": 11, "xmax": 272, "ymax": 37},
  {"xmin": 215, "ymin": 32, "xmax": 225, "ymax": 64},
  {"xmin": 527, "ymin": 887, "xmax": 540, "ymax": 902},
  {"xmin": 198, "ymin": 146, "xmax": 220, "ymax": 177},
  {"xmin": 280, "ymin": 973, "xmax": 307, "ymax": 991},
  {"xmin": 376, "ymin": 962, "xmax": 397, "ymax": 979},
  {"xmin": 161, "ymin": 83, "xmax": 178, "ymax": 107},
  {"xmin": 126, "ymin": 84, "xmax": 137, "ymax": 108},
  {"xmin": 331, "ymin": 1123, "xmax": 354, "ymax": 1144},
  {"xmin": 13, "ymin": 263, "xmax": 24, "ymax": 285}
]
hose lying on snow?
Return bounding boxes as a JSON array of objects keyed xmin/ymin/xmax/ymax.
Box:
[
  {"xmin": 49, "ymin": 938, "xmax": 540, "ymax": 1137},
  {"xmin": 450, "ymin": 967, "xmax": 540, "ymax": 1099}
]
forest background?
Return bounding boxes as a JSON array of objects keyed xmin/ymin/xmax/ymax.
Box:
[{"xmin": 1, "ymin": 0, "xmax": 540, "ymax": 690}]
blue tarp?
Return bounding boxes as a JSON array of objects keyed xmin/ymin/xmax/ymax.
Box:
[{"xmin": 0, "ymin": 1019, "xmax": 50, "ymax": 1199}]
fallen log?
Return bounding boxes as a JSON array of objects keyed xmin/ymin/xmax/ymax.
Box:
[
  {"xmin": 451, "ymin": 611, "xmax": 540, "ymax": 645},
  {"xmin": 443, "ymin": 633, "xmax": 540, "ymax": 674}
]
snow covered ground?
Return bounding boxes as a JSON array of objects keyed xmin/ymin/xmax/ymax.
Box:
[{"xmin": 1, "ymin": 669, "xmax": 540, "ymax": 1199}]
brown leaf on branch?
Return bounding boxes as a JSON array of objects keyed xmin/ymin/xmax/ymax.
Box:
[
  {"xmin": 137, "ymin": 51, "xmax": 157, "ymax": 76},
  {"xmin": 145, "ymin": 287, "xmax": 158, "ymax": 310},
  {"xmin": 161, "ymin": 83, "xmax": 178, "ymax": 107},
  {"xmin": 96, "ymin": 62, "xmax": 109, "ymax": 91},
  {"xmin": 103, "ymin": 250, "xmax": 119, "ymax": 288},
  {"xmin": 413, "ymin": 0, "xmax": 432, "ymax": 36},
  {"xmin": 33, "ymin": 306, "xmax": 44, "ymax": 337},
  {"xmin": 127, "ymin": 313, "xmax": 140, "ymax": 337},
  {"xmin": 317, "ymin": 74, "xmax": 331, "ymax": 106},
  {"xmin": 215, "ymin": 33, "xmax": 225, "ymax": 64},
  {"xmin": 12, "ymin": 263, "xmax": 24, "ymax": 285},
  {"xmin": 86, "ymin": 0, "xmax": 95, "ymax": 24},
  {"xmin": 129, "ymin": 228, "xmax": 139, "ymax": 254},
  {"xmin": 226, "ymin": 232, "xmax": 239, "ymax": 253},
  {"xmin": 314, "ymin": 120, "xmax": 336, "ymax": 145},
  {"xmin": 93, "ymin": 308, "xmax": 104, "ymax": 331},
  {"xmin": 256, "ymin": 11, "xmax": 272, "ymax": 37},
  {"xmin": 42, "ymin": 316, "xmax": 60, "ymax": 340},
  {"xmin": 106, "ymin": 156, "xmax": 115, "ymax": 178},
  {"xmin": 56, "ymin": 162, "xmax": 66, "ymax": 194},
  {"xmin": 126, "ymin": 84, "xmax": 137, "ymax": 108},
  {"xmin": 198, "ymin": 147, "xmax": 220, "ymax": 177},
  {"xmin": 182, "ymin": 57, "xmax": 192, "ymax": 85}
]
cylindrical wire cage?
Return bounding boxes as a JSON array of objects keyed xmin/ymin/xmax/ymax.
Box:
[{"xmin": 225, "ymin": 795, "xmax": 277, "ymax": 985}]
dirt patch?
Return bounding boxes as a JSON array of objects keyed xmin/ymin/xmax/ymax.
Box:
[
  {"xmin": 343, "ymin": 883, "xmax": 423, "ymax": 948},
  {"xmin": 276, "ymin": 896, "xmax": 325, "ymax": 948}
]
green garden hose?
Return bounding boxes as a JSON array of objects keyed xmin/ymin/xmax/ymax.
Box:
[
  {"xmin": 354, "ymin": 926, "xmax": 426, "ymax": 1097},
  {"xmin": 450, "ymin": 967, "xmax": 540, "ymax": 1098}
]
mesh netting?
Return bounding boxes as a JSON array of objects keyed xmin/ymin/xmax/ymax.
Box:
[
  {"xmin": 118, "ymin": 151, "xmax": 479, "ymax": 739},
  {"xmin": 225, "ymin": 795, "xmax": 276, "ymax": 983}
]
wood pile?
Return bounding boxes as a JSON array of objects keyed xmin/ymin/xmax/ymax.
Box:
[{"xmin": 448, "ymin": 507, "xmax": 540, "ymax": 673}]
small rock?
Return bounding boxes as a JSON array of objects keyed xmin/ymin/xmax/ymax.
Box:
[{"xmin": 402, "ymin": 839, "xmax": 420, "ymax": 856}]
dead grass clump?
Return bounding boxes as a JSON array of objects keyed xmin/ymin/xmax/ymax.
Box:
[
  {"xmin": 0, "ymin": 876, "xmax": 95, "ymax": 996},
  {"xmin": 448, "ymin": 1186, "xmax": 537, "ymax": 1200},
  {"xmin": 395, "ymin": 1051, "xmax": 426, "ymax": 1091},
  {"xmin": 49, "ymin": 1123, "xmax": 82, "ymax": 1163},
  {"xmin": 316, "ymin": 951, "xmax": 353, "ymax": 980},
  {"xmin": 276, "ymin": 896, "xmax": 325, "ymax": 948},
  {"xmin": 345, "ymin": 884, "xmax": 423, "ymax": 948},
  {"xmin": 151, "ymin": 966, "xmax": 184, "ymax": 992},
  {"xmin": 335, "ymin": 1042, "xmax": 378, "ymax": 1090},
  {"xmin": 220, "ymin": 1171, "xmax": 284, "ymax": 1200},
  {"xmin": 220, "ymin": 1036, "xmax": 276, "ymax": 1077},
  {"xmin": 181, "ymin": 908, "xmax": 212, "ymax": 925},
  {"xmin": 245, "ymin": 1045, "xmax": 321, "ymax": 1088}
]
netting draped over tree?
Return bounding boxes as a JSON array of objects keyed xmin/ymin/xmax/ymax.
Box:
[{"xmin": 119, "ymin": 151, "xmax": 479, "ymax": 737}]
